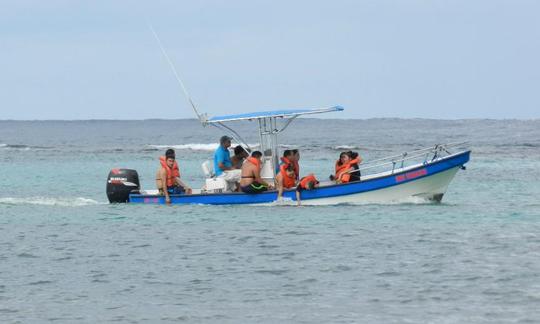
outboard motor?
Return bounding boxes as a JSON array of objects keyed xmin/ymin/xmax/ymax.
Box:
[{"xmin": 106, "ymin": 169, "xmax": 140, "ymax": 203}]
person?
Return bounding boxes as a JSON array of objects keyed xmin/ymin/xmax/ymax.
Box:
[
  {"xmin": 276, "ymin": 149, "xmax": 294, "ymax": 174},
  {"xmin": 277, "ymin": 149, "xmax": 299, "ymax": 179},
  {"xmin": 333, "ymin": 151, "xmax": 362, "ymax": 184},
  {"xmin": 231, "ymin": 145, "xmax": 248, "ymax": 169},
  {"xmin": 291, "ymin": 149, "xmax": 301, "ymax": 180},
  {"xmin": 240, "ymin": 151, "xmax": 273, "ymax": 194},
  {"xmin": 214, "ymin": 135, "xmax": 233, "ymax": 176},
  {"xmin": 156, "ymin": 149, "xmax": 192, "ymax": 204},
  {"xmin": 348, "ymin": 151, "xmax": 361, "ymax": 182},
  {"xmin": 295, "ymin": 173, "xmax": 320, "ymax": 206},
  {"xmin": 275, "ymin": 164, "xmax": 297, "ymax": 200}
]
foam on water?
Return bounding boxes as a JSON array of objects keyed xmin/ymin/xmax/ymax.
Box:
[
  {"xmin": 0, "ymin": 197, "xmax": 102, "ymax": 207},
  {"xmin": 148, "ymin": 143, "xmax": 259, "ymax": 151},
  {"xmin": 333, "ymin": 145, "xmax": 360, "ymax": 150}
]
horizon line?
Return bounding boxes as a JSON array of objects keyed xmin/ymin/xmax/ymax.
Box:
[{"xmin": 1, "ymin": 117, "xmax": 539, "ymax": 122}]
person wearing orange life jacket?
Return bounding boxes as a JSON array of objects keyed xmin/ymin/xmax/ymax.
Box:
[
  {"xmin": 156, "ymin": 149, "xmax": 192, "ymax": 204},
  {"xmin": 240, "ymin": 151, "xmax": 273, "ymax": 194},
  {"xmin": 295, "ymin": 174, "xmax": 320, "ymax": 206},
  {"xmin": 276, "ymin": 164, "xmax": 297, "ymax": 200},
  {"xmin": 334, "ymin": 151, "xmax": 362, "ymax": 184}
]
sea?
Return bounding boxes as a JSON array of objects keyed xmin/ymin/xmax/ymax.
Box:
[{"xmin": 1, "ymin": 118, "xmax": 539, "ymax": 323}]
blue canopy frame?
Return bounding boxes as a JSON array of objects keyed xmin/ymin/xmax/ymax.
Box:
[
  {"xmin": 203, "ymin": 105, "xmax": 344, "ymax": 181},
  {"xmin": 205, "ymin": 106, "xmax": 344, "ymax": 124}
]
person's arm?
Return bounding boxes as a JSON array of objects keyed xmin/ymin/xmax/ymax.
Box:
[
  {"xmin": 176, "ymin": 178, "xmax": 192, "ymax": 194},
  {"xmin": 336, "ymin": 167, "xmax": 354, "ymax": 183},
  {"xmin": 218, "ymin": 162, "xmax": 232, "ymax": 172},
  {"xmin": 296, "ymin": 190, "xmax": 301, "ymax": 206},
  {"xmin": 254, "ymin": 168, "xmax": 273, "ymax": 189},
  {"xmin": 159, "ymin": 168, "xmax": 171, "ymax": 203},
  {"xmin": 276, "ymin": 175, "xmax": 284, "ymax": 199}
]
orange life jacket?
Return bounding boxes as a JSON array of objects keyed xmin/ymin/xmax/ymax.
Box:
[
  {"xmin": 247, "ymin": 157, "xmax": 261, "ymax": 169},
  {"xmin": 335, "ymin": 157, "xmax": 360, "ymax": 183},
  {"xmin": 279, "ymin": 163, "xmax": 296, "ymax": 189},
  {"xmin": 159, "ymin": 156, "xmax": 180, "ymax": 188},
  {"xmin": 299, "ymin": 174, "xmax": 319, "ymax": 190},
  {"xmin": 281, "ymin": 157, "xmax": 300, "ymax": 179}
]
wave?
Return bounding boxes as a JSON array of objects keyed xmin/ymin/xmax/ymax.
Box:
[
  {"xmin": 148, "ymin": 143, "xmax": 260, "ymax": 152},
  {"xmin": 0, "ymin": 197, "xmax": 102, "ymax": 207},
  {"xmin": 0, "ymin": 143, "xmax": 53, "ymax": 151},
  {"xmin": 332, "ymin": 145, "xmax": 360, "ymax": 150}
]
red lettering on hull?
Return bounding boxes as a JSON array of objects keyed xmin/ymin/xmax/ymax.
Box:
[{"xmin": 395, "ymin": 168, "xmax": 427, "ymax": 183}]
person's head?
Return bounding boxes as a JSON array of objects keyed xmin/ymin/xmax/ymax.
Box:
[
  {"xmin": 283, "ymin": 149, "xmax": 293, "ymax": 159},
  {"xmin": 292, "ymin": 149, "xmax": 300, "ymax": 161},
  {"xmin": 349, "ymin": 151, "xmax": 358, "ymax": 159},
  {"xmin": 234, "ymin": 145, "xmax": 248, "ymax": 158},
  {"xmin": 220, "ymin": 135, "xmax": 232, "ymax": 148},
  {"xmin": 251, "ymin": 151, "xmax": 263, "ymax": 161},
  {"xmin": 339, "ymin": 151, "xmax": 351, "ymax": 165},
  {"xmin": 306, "ymin": 181, "xmax": 316, "ymax": 190},
  {"xmin": 165, "ymin": 149, "xmax": 176, "ymax": 168}
]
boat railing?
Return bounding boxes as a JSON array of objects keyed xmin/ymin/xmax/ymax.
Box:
[{"xmin": 353, "ymin": 142, "xmax": 469, "ymax": 176}]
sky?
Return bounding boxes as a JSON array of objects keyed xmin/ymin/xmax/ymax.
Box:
[{"xmin": 1, "ymin": 0, "xmax": 539, "ymax": 120}]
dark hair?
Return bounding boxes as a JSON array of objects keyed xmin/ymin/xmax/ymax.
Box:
[
  {"xmin": 234, "ymin": 145, "xmax": 245, "ymax": 155},
  {"xmin": 283, "ymin": 149, "xmax": 293, "ymax": 158},
  {"xmin": 337, "ymin": 151, "xmax": 349, "ymax": 166},
  {"xmin": 165, "ymin": 149, "xmax": 175, "ymax": 159},
  {"xmin": 220, "ymin": 135, "xmax": 232, "ymax": 145},
  {"xmin": 292, "ymin": 149, "xmax": 299, "ymax": 155},
  {"xmin": 349, "ymin": 151, "xmax": 358, "ymax": 159},
  {"xmin": 251, "ymin": 151, "xmax": 262, "ymax": 158},
  {"xmin": 286, "ymin": 164, "xmax": 295, "ymax": 172},
  {"xmin": 307, "ymin": 181, "xmax": 315, "ymax": 190}
]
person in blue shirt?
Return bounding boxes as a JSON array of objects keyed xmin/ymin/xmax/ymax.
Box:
[{"xmin": 214, "ymin": 135, "xmax": 233, "ymax": 176}]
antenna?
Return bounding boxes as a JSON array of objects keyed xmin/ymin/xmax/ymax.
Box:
[{"xmin": 147, "ymin": 23, "xmax": 205, "ymax": 124}]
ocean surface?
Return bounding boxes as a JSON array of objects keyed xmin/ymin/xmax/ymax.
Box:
[{"xmin": 1, "ymin": 118, "xmax": 539, "ymax": 323}]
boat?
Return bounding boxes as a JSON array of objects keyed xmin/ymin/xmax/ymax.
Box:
[
  {"xmin": 106, "ymin": 106, "xmax": 471, "ymax": 205},
  {"xmin": 105, "ymin": 28, "xmax": 470, "ymax": 205}
]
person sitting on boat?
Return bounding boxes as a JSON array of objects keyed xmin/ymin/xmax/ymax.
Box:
[
  {"xmin": 277, "ymin": 149, "xmax": 300, "ymax": 179},
  {"xmin": 291, "ymin": 149, "xmax": 300, "ymax": 180},
  {"xmin": 214, "ymin": 136, "xmax": 241, "ymax": 188},
  {"xmin": 333, "ymin": 151, "xmax": 362, "ymax": 184},
  {"xmin": 231, "ymin": 145, "xmax": 248, "ymax": 169},
  {"xmin": 348, "ymin": 151, "xmax": 362, "ymax": 182},
  {"xmin": 295, "ymin": 173, "xmax": 320, "ymax": 206},
  {"xmin": 214, "ymin": 135, "xmax": 233, "ymax": 176},
  {"xmin": 240, "ymin": 151, "xmax": 273, "ymax": 194},
  {"xmin": 276, "ymin": 164, "xmax": 297, "ymax": 200},
  {"xmin": 156, "ymin": 149, "xmax": 192, "ymax": 203}
]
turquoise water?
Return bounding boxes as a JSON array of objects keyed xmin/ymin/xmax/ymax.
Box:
[{"xmin": 1, "ymin": 119, "xmax": 539, "ymax": 323}]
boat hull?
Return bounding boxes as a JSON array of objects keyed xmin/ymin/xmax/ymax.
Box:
[{"xmin": 128, "ymin": 150, "xmax": 470, "ymax": 205}]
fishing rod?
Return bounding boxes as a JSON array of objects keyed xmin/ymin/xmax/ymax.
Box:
[{"xmin": 147, "ymin": 23, "xmax": 206, "ymax": 124}]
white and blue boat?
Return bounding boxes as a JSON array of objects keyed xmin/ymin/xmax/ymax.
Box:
[{"xmin": 106, "ymin": 106, "xmax": 470, "ymax": 205}]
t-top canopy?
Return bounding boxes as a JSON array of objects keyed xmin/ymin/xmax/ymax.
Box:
[{"xmin": 206, "ymin": 105, "xmax": 344, "ymax": 124}]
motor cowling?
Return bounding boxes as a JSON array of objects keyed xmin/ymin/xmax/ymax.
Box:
[{"xmin": 106, "ymin": 169, "xmax": 140, "ymax": 203}]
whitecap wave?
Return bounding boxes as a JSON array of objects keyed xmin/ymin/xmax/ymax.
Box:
[
  {"xmin": 0, "ymin": 144, "xmax": 52, "ymax": 151},
  {"xmin": 333, "ymin": 145, "xmax": 359, "ymax": 150},
  {"xmin": 0, "ymin": 197, "xmax": 102, "ymax": 207},
  {"xmin": 148, "ymin": 143, "xmax": 259, "ymax": 151}
]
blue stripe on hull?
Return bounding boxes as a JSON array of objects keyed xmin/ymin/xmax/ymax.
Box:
[{"xmin": 129, "ymin": 150, "xmax": 471, "ymax": 205}]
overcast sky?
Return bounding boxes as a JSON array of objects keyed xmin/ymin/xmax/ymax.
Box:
[{"xmin": 1, "ymin": 0, "xmax": 539, "ymax": 120}]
